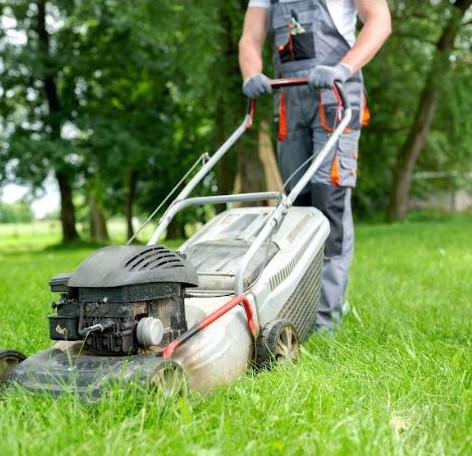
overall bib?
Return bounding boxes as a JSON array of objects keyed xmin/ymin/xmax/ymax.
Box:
[{"xmin": 269, "ymin": 0, "xmax": 366, "ymax": 329}]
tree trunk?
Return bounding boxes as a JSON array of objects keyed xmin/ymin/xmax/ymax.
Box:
[
  {"xmin": 258, "ymin": 120, "xmax": 283, "ymax": 194},
  {"xmin": 166, "ymin": 219, "xmax": 186, "ymax": 240},
  {"xmin": 214, "ymin": 97, "xmax": 237, "ymax": 214},
  {"xmin": 235, "ymin": 142, "xmax": 266, "ymax": 204},
  {"xmin": 386, "ymin": 0, "xmax": 472, "ymax": 221},
  {"xmin": 56, "ymin": 170, "xmax": 79, "ymax": 243},
  {"xmin": 386, "ymin": 80, "xmax": 440, "ymax": 221},
  {"xmin": 214, "ymin": 1, "xmax": 247, "ymax": 213},
  {"xmin": 37, "ymin": 0, "xmax": 79, "ymax": 242},
  {"xmin": 89, "ymin": 191, "xmax": 109, "ymax": 242},
  {"xmin": 125, "ymin": 169, "xmax": 138, "ymax": 241},
  {"xmin": 233, "ymin": 120, "xmax": 282, "ymax": 205}
]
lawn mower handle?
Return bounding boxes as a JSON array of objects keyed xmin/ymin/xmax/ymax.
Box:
[
  {"xmin": 271, "ymin": 78, "xmax": 349, "ymax": 107},
  {"xmin": 149, "ymin": 78, "xmax": 351, "ymax": 245},
  {"xmin": 246, "ymin": 78, "xmax": 350, "ymax": 128}
]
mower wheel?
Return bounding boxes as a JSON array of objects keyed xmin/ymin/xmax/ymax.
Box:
[
  {"xmin": 0, "ymin": 349, "xmax": 26, "ymax": 383},
  {"xmin": 255, "ymin": 319, "xmax": 299, "ymax": 369},
  {"xmin": 151, "ymin": 361, "xmax": 188, "ymax": 398}
]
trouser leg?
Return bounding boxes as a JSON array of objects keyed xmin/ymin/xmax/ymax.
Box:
[
  {"xmin": 311, "ymin": 185, "xmax": 354, "ymax": 329},
  {"xmin": 310, "ymin": 127, "xmax": 360, "ymax": 330},
  {"xmin": 275, "ymin": 83, "xmax": 361, "ymax": 330}
]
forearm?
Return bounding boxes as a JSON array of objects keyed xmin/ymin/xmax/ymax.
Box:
[
  {"xmin": 341, "ymin": 22, "xmax": 391, "ymax": 73},
  {"xmin": 238, "ymin": 7, "xmax": 268, "ymax": 81},
  {"xmin": 239, "ymin": 37, "xmax": 264, "ymax": 80},
  {"xmin": 341, "ymin": 0, "xmax": 392, "ymax": 73}
]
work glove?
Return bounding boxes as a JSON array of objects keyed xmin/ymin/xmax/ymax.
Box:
[
  {"xmin": 242, "ymin": 73, "xmax": 272, "ymax": 98},
  {"xmin": 308, "ymin": 63, "xmax": 353, "ymax": 89}
]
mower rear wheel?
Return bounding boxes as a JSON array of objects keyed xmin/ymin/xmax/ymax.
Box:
[
  {"xmin": 255, "ymin": 319, "xmax": 299, "ymax": 369},
  {"xmin": 0, "ymin": 349, "xmax": 26, "ymax": 383},
  {"xmin": 151, "ymin": 361, "xmax": 188, "ymax": 398}
]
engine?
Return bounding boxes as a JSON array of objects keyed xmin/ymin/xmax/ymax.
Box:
[{"xmin": 48, "ymin": 245, "xmax": 198, "ymax": 356}]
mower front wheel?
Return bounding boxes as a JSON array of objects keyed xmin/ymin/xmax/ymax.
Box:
[
  {"xmin": 151, "ymin": 361, "xmax": 188, "ymax": 398},
  {"xmin": 255, "ymin": 319, "xmax": 299, "ymax": 369},
  {"xmin": 0, "ymin": 349, "xmax": 26, "ymax": 383}
]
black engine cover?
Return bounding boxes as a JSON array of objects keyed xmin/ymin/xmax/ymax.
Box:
[
  {"xmin": 68, "ymin": 244, "xmax": 199, "ymax": 289},
  {"xmin": 48, "ymin": 245, "xmax": 198, "ymax": 355}
]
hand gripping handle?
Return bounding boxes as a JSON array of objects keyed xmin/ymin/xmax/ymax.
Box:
[{"xmin": 246, "ymin": 78, "xmax": 350, "ymax": 128}]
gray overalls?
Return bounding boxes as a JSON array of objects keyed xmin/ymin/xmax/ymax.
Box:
[{"xmin": 268, "ymin": 0, "xmax": 366, "ymax": 329}]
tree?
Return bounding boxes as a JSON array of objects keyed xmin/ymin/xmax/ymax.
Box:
[
  {"xmin": 5, "ymin": 0, "xmax": 470, "ymax": 234},
  {"xmin": 63, "ymin": 0, "xmax": 177, "ymax": 241},
  {"xmin": 1, "ymin": 0, "xmax": 199, "ymax": 242},
  {"xmin": 168, "ymin": 1, "xmax": 274, "ymax": 212},
  {"xmin": 212, "ymin": 1, "xmax": 277, "ymax": 207},
  {"xmin": 0, "ymin": 0, "xmax": 80, "ymax": 242},
  {"xmin": 386, "ymin": 0, "xmax": 472, "ymax": 221},
  {"xmin": 0, "ymin": 201, "xmax": 34, "ymax": 223}
]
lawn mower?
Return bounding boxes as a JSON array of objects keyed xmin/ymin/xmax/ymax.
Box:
[{"xmin": 0, "ymin": 79, "xmax": 351, "ymax": 397}]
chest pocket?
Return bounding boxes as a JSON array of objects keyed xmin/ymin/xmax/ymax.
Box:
[{"xmin": 270, "ymin": 2, "xmax": 318, "ymax": 64}]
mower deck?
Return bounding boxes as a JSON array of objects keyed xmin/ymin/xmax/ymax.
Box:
[{"xmin": 8, "ymin": 342, "xmax": 185, "ymax": 398}]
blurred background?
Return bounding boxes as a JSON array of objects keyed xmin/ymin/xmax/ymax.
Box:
[{"xmin": 1, "ymin": 0, "xmax": 471, "ymax": 244}]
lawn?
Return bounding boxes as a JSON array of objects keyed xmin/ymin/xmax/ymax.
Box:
[{"xmin": 0, "ymin": 217, "xmax": 471, "ymax": 455}]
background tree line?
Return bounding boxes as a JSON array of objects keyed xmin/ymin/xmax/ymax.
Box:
[{"xmin": 1, "ymin": 0, "xmax": 471, "ymax": 243}]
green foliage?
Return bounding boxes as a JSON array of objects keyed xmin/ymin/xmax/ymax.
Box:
[
  {"xmin": 1, "ymin": 0, "xmax": 471, "ymax": 227},
  {"xmin": 0, "ymin": 200, "xmax": 34, "ymax": 223},
  {"xmin": 0, "ymin": 217, "xmax": 471, "ymax": 454},
  {"xmin": 0, "ymin": 0, "xmax": 240, "ymax": 236},
  {"xmin": 354, "ymin": 0, "xmax": 472, "ymax": 218}
]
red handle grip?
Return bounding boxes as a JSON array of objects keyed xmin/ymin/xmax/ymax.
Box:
[
  {"xmin": 270, "ymin": 77, "xmax": 308, "ymax": 89},
  {"xmin": 246, "ymin": 78, "xmax": 348, "ymax": 129}
]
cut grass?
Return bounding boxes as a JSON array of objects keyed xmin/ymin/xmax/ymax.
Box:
[{"xmin": 0, "ymin": 217, "xmax": 471, "ymax": 455}]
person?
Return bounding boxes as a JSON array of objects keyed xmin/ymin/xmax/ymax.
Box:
[{"xmin": 239, "ymin": 0, "xmax": 391, "ymax": 332}]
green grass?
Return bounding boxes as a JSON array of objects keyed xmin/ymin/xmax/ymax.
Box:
[
  {"xmin": 0, "ymin": 219, "xmax": 159, "ymax": 252},
  {"xmin": 0, "ymin": 217, "xmax": 471, "ymax": 455}
]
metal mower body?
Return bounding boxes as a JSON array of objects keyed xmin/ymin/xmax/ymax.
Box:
[
  {"xmin": 1, "ymin": 80, "xmax": 351, "ymax": 397},
  {"xmin": 4, "ymin": 206, "xmax": 328, "ymax": 395},
  {"xmin": 173, "ymin": 205, "xmax": 329, "ymax": 390}
]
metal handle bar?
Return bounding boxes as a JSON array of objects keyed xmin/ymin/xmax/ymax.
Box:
[
  {"xmin": 271, "ymin": 78, "xmax": 349, "ymax": 105},
  {"xmin": 149, "ymin": 78, "xmax": 350, "ymax": 245},
  {"xmin": 149, "ymin": 192, "xmax": 285, "ymax": 245},
  {"xmin": 234, "ymin": 80, "xmax": 352, "ymax": 294},
  {"xmin": 271, "ymin": 77, "xmax": 309, "ymax": 88}
]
